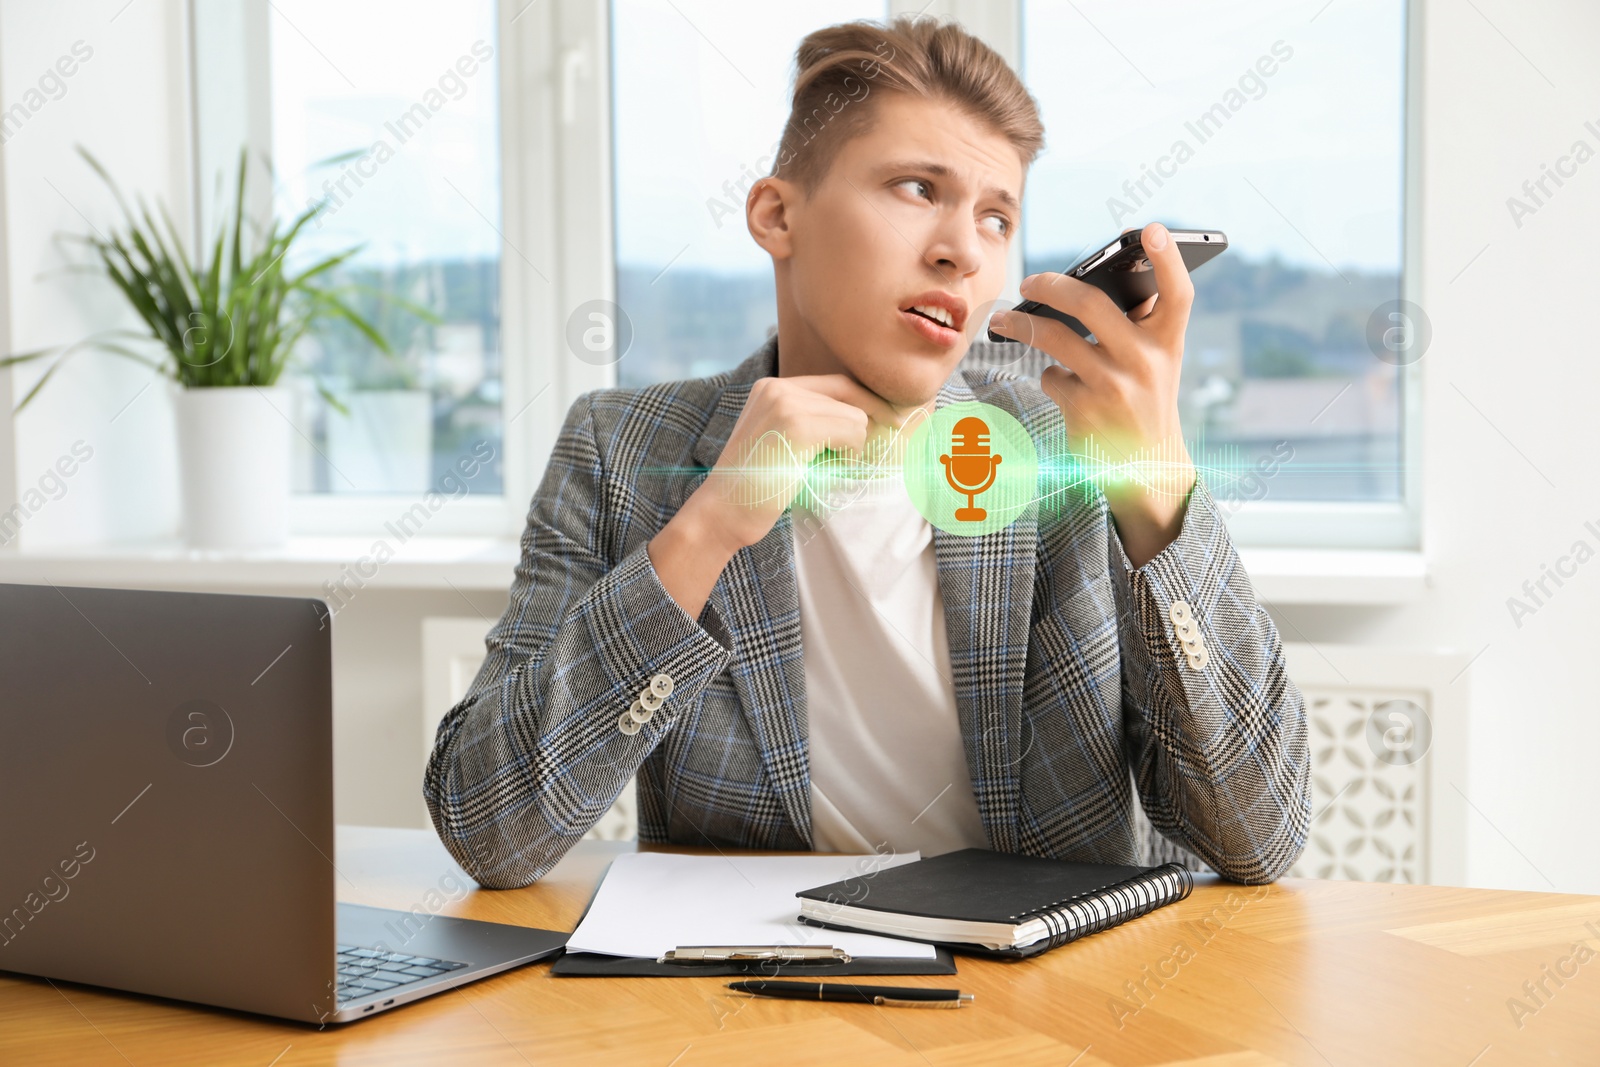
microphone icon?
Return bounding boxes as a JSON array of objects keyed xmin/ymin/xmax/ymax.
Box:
[{"xmin": 940, "ymin": 416, "xmax": 1003, "ymax": 521}]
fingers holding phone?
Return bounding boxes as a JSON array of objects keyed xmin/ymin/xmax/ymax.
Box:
[
  {"xmin": 986, "ymin": 221, "xmax": 1220, "ymax": 566},
  {"xmin": 987, "ymin": 220, "xmax": 1222, "ymax": 388},
  {"xmin": 1132, "ymin": 221, "xmax": 1196, "ymax": 349},
  {"xmin": 987, "ymin": 223, "xmax": 1223, "ymax": 345}
]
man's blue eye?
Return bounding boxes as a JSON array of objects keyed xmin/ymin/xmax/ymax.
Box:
[
  {"xmin": 982, "ymin": 216, "xmax": 1010, "ymax": 236},
  {"xmin": 897, "ymin": 179, "xmax": 931, "ymax": 199}
]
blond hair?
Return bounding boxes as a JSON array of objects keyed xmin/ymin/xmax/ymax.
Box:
[{"xmin": 772, "ymin": 16, "xmax": 1044, "ymax": 189}]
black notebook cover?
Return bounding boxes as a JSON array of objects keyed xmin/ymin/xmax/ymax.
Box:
[{"xmin": 795, "ymin": 848, "xmax": 1193, "ymax": 959}]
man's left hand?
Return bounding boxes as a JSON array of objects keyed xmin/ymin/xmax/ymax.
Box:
[{"xmin": 987, "ymin": 220, "xmax": 1197, "ymax": 568}]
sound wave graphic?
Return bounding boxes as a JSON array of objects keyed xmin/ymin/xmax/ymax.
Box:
[
  {"xmin": 687, "ymin": 407, "xmax": 939, "ymax": 513},
  {"xmin": 640, "ymin": 417, "xmax": 1391, "ymax": 520}
]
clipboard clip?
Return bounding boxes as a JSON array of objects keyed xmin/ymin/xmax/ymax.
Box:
[{"xmin": 658, "ymin": 945, "xmax": 854, "ymax": 964}]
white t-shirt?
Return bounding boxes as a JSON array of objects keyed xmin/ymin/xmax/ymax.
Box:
[{"xmin": 792, "ymin": 468, "xmax": 989, "ymax": 857}]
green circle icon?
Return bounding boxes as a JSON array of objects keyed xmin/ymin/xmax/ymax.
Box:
[{"xmin": 903, "ymin": 401, "xmax": 1038, "ymax": 536}]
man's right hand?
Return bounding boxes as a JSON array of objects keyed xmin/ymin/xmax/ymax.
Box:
[
  {"xmin": 699, "ymin": 374, "xmax": 907, "ymax": 550},
  {"xmin": 648, "ymin": 374, "xmax": 906, "ymax": 620}
]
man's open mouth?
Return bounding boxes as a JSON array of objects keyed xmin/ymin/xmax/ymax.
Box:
[
  {"xmin": 905, "ymin": 304, "xmax": 957, "ymax": 328},
  {"xmin": 898, "ymin": 299, "xmax": 967, "ymax": 350},
  {"xmin": 898, "ymin": 292, "xmax": 967, "ymax": 335}
]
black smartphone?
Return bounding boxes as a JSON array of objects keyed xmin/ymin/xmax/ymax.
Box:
[{"xmin": 988, "ymin": 228, "xmax": 1228, "ymax": 342}]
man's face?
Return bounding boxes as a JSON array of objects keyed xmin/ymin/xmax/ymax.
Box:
[{"xmin": 774, "ymin": 92, "xmax": 1025, "ymax": 407}]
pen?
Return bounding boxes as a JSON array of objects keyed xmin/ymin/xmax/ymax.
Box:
[{"xmin": 726, "ymin": 980, "xmax": 974, "ymax": 1008}]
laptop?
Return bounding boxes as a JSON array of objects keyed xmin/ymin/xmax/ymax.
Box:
[{"xmin": 0, "ymin": 581, "xmax": 566, "ymax": 1025}]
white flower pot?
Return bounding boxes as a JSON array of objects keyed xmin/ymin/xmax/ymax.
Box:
[
  {"xmin": 325, "ymin": 389, "xmax": 432, "ymax": 494},
  {"xmin": 172, "ymin": 384, "xmax": 292, "ymax": 549}
]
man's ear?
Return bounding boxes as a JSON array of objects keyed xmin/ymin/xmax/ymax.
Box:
[{"xmin": 746, "ymin": 177, "xmax": 796, "ymax": 260}]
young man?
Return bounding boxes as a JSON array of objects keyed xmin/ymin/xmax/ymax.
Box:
[{"xmin": 424, "ymin": 17, "xmax": 1309, "ymax": 888}]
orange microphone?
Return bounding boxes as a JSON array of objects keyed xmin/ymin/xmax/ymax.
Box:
[{"xmin": 940, "ymin": 417, "xmax": 1003, "ymax": 521}]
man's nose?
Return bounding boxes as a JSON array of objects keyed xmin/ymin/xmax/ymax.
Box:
[{"xmin": 924, "ymin": 210, "xmax": 984, "ymax": 280}]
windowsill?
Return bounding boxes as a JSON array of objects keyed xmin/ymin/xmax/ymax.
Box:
[
  {"xmin": 1237, "ymin": 546, "xmax": 1426, "ymax": 605},
  {"xmin": 0, "ymin": 538, "xmax": 1425, "ymax": 604},
  {"xmin": 0, "ymin": 536, "xmax": 519, "ymax": 592}
]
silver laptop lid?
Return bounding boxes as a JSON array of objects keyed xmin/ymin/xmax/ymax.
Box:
[{"xmin": 0, "ymin": 582, "xmax": 338, "ymax": 1022}]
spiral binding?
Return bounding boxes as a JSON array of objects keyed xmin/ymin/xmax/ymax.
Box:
[{"xmin": 1011, "ymin": 863, "xmax": 1194, "ymax": 951}]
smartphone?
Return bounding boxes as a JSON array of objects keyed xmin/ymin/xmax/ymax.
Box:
[{"xmin": 988, "ymin": 228, "xmax": 1228, "ymax": 342}]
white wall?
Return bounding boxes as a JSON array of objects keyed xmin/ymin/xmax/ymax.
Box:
[
  {"xmin": 0, "ymin": 9, "xmax": 14, "ymax": 517},
  {"xmin": 1283, "ymin": 2, "xmax": 1600, "ymax": 894},
  {"xmin": 3, "ymin": 0, "xmax": 1599, "ymax": 892},
  {"xmin": 1, "ymin": 0, "xmax": 187, "ymax": 548}
]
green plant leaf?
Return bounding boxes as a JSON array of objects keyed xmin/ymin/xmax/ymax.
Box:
[
  {"xmin": 0, "ymin": 346, "xmax": 60, "ymax": 369},
  {"xmin": 14, "ymin": 357, "xmax": 67, "ymax": 411},
  {"xmin": 315, "ymin": 378, "xmax": 351, "ymax": 417},
  {"xmin": 311, "ymin": 290, "xmax": 392, "ymax": 354},
  {"xmin": 287, "ymin": 246, "xmax": 362, "ymax": 287},
  {"xmin": 91, "ymin": 341, "xmax": 169, "ymax": 373},
  {"xmin": 230, "ymin": 145, "xmax": 247, "ymax": 280},
  {"xmin": 311, "ymin": 147, "xmax": 368, "ymax": 169}
]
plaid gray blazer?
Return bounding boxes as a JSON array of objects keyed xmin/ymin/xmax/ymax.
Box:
[{"xmin": 424, "ymin": 338, "xmax": 1310, "ymax": 888}]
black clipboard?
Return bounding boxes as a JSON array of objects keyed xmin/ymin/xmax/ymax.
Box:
[
  {"xmin": 549, "ymin": 946, "xmax": 956, "ymax": 977},
  {"xmin": 547, "ymin": 857, "xmax": 956, "ymax": 977}
]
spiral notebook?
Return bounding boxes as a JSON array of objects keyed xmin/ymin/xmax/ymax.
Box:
[{"xmin": 795, "ymin": 848, "xmax": 1194, "ymax": 959}]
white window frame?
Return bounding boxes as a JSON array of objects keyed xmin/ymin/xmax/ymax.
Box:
[
  {"xmin": 205, "ymin": 0, "xmax": 1420, "ymax": 550},
  {"xmin": 192, "ymin": 0, "xmax": 617, "ymax": 539},
  {"xmin": 0, "ymin": 63, "xmax": 14, "ymax": 539},
  {"xmin": 897, "ymin": 0, "xmax": 1419, "ymax": 550}
]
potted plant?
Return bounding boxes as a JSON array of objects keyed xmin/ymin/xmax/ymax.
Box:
[{"xmin": 1, "ymin": 148, "xmax": 407, "ymax": 549}]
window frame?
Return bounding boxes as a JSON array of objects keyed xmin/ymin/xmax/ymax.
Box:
[
  {"xmin": 219, "ymin": 0, "xmax": 1420, "ymax": 549},
  {"xmin": 200, "ymin": 0, "xmax": 618, "ymax": 539},
  {"xmin": 993, "ymin": 0, "xmax": 1422, "ymax": 550}
]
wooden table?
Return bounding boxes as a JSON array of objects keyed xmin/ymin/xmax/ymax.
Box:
[{"xmin": 3, "ymin": 827, "xmax": 1598, "ymax": 1066}]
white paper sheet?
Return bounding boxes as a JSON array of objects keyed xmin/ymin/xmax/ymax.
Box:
[{"xmin": 565, "ymin": 851, "xmax": 937, "ymax": 960}]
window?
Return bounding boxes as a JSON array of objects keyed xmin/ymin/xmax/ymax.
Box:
[
  {"xmin": 1021, "ymin": 0, "xmax": 1410, "ymax": 510},
  {"xmin": 266, "ymin": 0, "xmax": 504, "ymax": 497},
  {"xmin": 610, "ymin": 0, "xmax": 887, "ymax": 386},
  {"xmin": 196, "ymin": 0, "xmax": 1415, "ymax": 545},
  {"xmin": 600, "ymin": 0, "xmax": 1418, "ymax": 548}
]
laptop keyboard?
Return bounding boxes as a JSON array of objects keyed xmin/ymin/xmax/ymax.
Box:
[{"xmin": 336, "ymin": 944, "xmax": 469, "ymax": 1003}]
